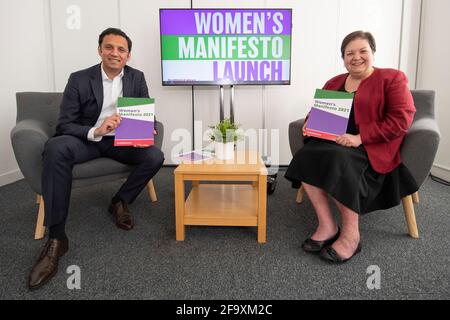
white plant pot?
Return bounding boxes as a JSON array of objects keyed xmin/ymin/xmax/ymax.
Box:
[{"xmin": 215, "ymin": 141, "xmax": 234, "ymax": 160}]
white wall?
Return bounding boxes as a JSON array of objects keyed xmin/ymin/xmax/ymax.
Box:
[
  {"xmin": 0, "ymin": 0, "xmax": 52, "ymax": 185},
  {"xmin": 50, "ymin": 0, "xmax": 120, "ymax": 91},
  {"xmin": 417, "ymin": 0, "xmax": 450, "ymax": 181},
  {"xmin": 400, "ymin": 0, "xmax": 422, "ymax": 87},
  {"xmin": 1, "ymin": 0, "xmax": 437, "ymax": 186}
]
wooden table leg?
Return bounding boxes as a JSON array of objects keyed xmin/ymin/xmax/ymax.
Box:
[
  {"xmin": 174, "ymin": 174, "xmax": 186, "ymax": 241},
  {"xmin": 258, "ymin": 174, "xmax": 267, "ymax": 243}
]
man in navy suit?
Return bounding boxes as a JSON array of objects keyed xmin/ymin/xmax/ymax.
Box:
[{"xmin": 28, "ymin": 28, "xmax": 164, "ymax": 289}]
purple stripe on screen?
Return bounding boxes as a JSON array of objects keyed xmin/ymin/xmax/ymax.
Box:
[{"xmin": 160, "ymin": 9, "xmax": 291, "ymax": 35}]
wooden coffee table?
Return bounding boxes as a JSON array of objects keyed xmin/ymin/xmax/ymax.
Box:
[{"xmin": 174, "ymin": 150, "xmax": 268, "ymax": 243}]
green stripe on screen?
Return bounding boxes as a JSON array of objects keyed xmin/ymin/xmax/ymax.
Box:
[{"xmin": 161, "ymin": 35, "xmax": 291, "ymax": 60}]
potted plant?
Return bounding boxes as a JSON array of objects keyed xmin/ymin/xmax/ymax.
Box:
[{"xmin": 208, "ymin": 118, "xmax": 244, "ymax": 160}]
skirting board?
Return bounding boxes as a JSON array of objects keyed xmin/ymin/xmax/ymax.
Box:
[
  {"xmin": 0, "ymin": 169, "xmax": 24, "ymax": 187},
  {"xmin": 431, "ymin": 164, "xmax": 450, "ymax": 182}
]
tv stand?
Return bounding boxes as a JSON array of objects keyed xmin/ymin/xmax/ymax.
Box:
[
  {"xmin": 219, "ymin": 85, "xmax": 234, "ymax": 123},
  {"xmin": 218, "ymin": 85, "xmax": 278, "ymax": 195}
]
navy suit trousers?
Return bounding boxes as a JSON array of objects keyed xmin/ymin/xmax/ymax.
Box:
[{"xmin": 41, "ymin": 135, "xmax": 164, "ymax": 227}]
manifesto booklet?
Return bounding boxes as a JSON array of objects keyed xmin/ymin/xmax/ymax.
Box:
[
  {"xmin": 304, "ymin": 89, "xmax": 354, "ymax": 141},
  {"xmin": 175, "ymin": 150, "xmax": 215, "ymax": 163},
  {"xmin": 114, "ymin": 97, "xmax": 155, "ymax": 147}
]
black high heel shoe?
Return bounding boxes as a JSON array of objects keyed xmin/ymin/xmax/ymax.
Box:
[
  {"xmin": 301, "ymin": 228, "xmax": 340, "ymax": 253},
  {"xmin": 319, "ymin": 242, "xmax": 362, "ymax": 264}
]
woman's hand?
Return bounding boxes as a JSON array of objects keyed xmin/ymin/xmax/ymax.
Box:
[{"xmin": 335, "ymin": 134, "xmax": 362, "ymax": 148}]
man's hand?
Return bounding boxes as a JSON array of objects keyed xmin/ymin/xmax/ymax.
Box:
[
  {"xmin": 94, "ymin": 114, "xmax": 121, "ymax": 138},
  {"xmin": 335, "ymin": 134, "xmax": 362, "ymax": 148},
  {"xmin": 133, "ymin": 128, "xmax": 157, "ymax": 148}
]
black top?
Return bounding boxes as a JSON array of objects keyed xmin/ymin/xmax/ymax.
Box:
[{"xmin": 341, "ymin": 85, "xmax": 359, "ymax": 135}]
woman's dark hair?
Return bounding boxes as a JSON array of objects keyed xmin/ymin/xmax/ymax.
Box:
[
  {"xmin": 340, "ymin": 31, "xmax": 376, "ymax": 58},
  {"xmin": 98, "ymin": 28, "xmax": 132, "ymax": 52}
]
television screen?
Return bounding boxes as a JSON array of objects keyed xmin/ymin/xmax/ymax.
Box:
[{"xmin": 159, "ymin": 8, "xmax": 292, "ymax": 86}]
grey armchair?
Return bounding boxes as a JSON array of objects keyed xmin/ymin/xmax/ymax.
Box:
[
  {"xmin": 288, "ymin": 90, "xmax": 440, "ymax": 238},
  {"xmin": 11, "ymin": 92, "xmax": 164, "ymax": 239}
]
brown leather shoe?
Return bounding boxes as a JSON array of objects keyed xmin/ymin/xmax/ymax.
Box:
[
  {"xmin": 108, "ymin": 201, "xmax": 134, "ymax": 230},
  {"xmin": 28, "ymin": 238, "xmax": 68, "ymax": 290}
]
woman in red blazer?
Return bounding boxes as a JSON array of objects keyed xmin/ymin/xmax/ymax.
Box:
[{"xmin": 285, "ymin": 31, "xmax": 418, "ymax": 263}]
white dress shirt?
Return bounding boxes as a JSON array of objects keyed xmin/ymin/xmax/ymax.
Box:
[{"xmin": 87, "ymin": 64, "xmax": 124, "ymax": 141}]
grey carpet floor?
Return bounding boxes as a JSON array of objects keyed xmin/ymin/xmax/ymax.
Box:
[{"xmin": 0, "ymin": 167, "xmax": 449, "ymax": 300}]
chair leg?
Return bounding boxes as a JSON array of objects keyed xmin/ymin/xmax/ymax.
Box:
[
  {"xmin": 401, "ymin": 195, "xmax": 419, "ymax": 238},
  {"xmin": 412, "ymin": 191, "xmax": 420, "ymax": 204},
  {"xmin": 146, "ymin": 179, "xmax": 157, "ymax": 202},
  {"xmin": 35, "ymin": 196, "xmax": 46, "ymax": 240},
  {"xmin": 296, "ymin": 186, "xmax": 305, "ymax": 203},
  {"xmin": 36, "ymin": 193, "xmax": 41, "ymax": 204}
]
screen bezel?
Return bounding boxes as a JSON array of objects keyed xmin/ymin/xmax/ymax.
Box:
[{"xmin": 159, "ymin": 8, "xmax": 293, "ymax": 86}]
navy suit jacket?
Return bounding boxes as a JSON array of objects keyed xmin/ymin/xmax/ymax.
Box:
[{"xmin": 55, "ymin": 63, "xmax": 149, "ymax": 140}]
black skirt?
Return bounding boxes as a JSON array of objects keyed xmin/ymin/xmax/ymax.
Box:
[{"xmin": 284, "ymin": 138, "xmax": 418, "ymax": 215}]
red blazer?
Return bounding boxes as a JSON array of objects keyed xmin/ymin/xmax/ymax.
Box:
[{"xmin": 323, "ymin": 68, "xmax": 416, "ymax": 173}]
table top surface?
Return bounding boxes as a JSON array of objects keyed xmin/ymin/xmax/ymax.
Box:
[{"xmin": 174, "ymin": 150, "xmax": 267, "ymax": 175}]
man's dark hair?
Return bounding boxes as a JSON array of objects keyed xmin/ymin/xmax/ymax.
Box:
[
  {"xmin": 98, "ymin": 27, "xmax": 132, "ymax": 52},
  {"xmin": 340, "ymin": 30, "xmax": 376, "ymax": 58}
]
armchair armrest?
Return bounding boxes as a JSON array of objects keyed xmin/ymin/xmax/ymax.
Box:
[
  {"xmin": 10, "ymin": 119, "xmax": 52, "ymax": 194},
  {"xmin": 288, "ymin": 118, "xmax": 306, "ymax": 155},
  {"xmin": 154, "ymin": 121, "xmax": 164, "ymax": 149},
  {"xmin": 401, "ymin": 122, "xmax": 440, "ymax": 187}
]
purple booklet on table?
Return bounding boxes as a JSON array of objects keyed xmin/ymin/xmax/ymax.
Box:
[{"xmin": 175, "ymin": 151, "xmax": 215, "ymax": 163}]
